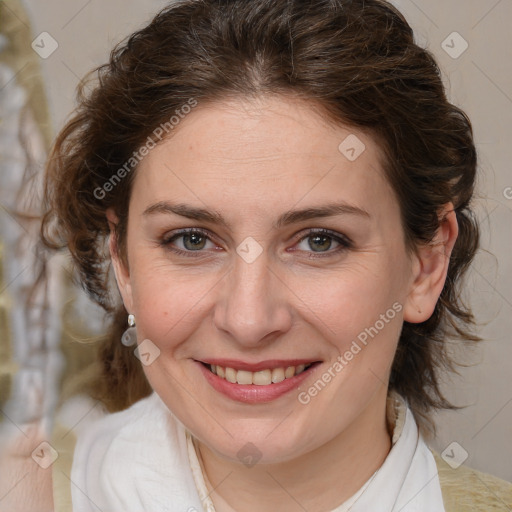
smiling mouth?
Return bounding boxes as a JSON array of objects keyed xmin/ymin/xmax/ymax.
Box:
[{"xmin": 203, "ymin": 362, "xmax": 316, "ymax": 385}]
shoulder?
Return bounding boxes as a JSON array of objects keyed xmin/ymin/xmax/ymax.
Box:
[
  {"xmin": 72, "ymin": 393, "xmax": 157, "ymax": 457},
  {"xmin": 432, "ymin": 450, "xmax": 512, "ymax": 511},
  {"xmin": 71, "ymin": 391, "xmax": 170, "ymax": 475},
  {"xmin": 65, "ymin": 392, "xmax": 202, "ymax": 512},
  {"xmin": 65, "ymin": 393, "xmax": 201, "ymax": 512},
  {"xmin": 53, "ymin": 392, "xmax": 184, "ymax": 512}
]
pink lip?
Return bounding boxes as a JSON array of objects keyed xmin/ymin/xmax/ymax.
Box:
[{"xmin": 196, "ymin": 360, "xmax": 320, "ymax": 404}]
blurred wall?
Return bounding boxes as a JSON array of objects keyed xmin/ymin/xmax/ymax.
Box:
[{"xmin": 22, "ymin": 0, "xmax": 512, "ymax": 481}]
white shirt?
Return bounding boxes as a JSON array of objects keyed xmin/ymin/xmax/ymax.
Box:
[{"xmin": 71, "ymin": 391, "xmax": 445, "ymax": 512}]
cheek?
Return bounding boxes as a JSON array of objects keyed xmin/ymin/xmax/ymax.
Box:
[
  {"xmin": 295, "ymin": 260, "xmax": 408, "ymax": 399},
  {"xmin": 128, "ymin": 258, "xmax": 220, "ymax": 351},
  {"xmin": 300, "ymin": 259, "xmax": 407, "ymax": 342}
]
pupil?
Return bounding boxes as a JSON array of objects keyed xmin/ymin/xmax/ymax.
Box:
[
  {"xmin": 185, "ymin": 233, "xmax": 205, "ymax": 250},
  {"xmin": 309, "ymin": 235, "xmax": 331, "ymax": 252}
]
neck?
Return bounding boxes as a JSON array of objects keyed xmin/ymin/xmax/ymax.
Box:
[{"xmin": 195, "ymin": 388, "xmax": 392, "ymax": 512}]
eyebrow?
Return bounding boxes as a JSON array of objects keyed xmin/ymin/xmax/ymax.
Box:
[{"xmin": 142, "ymin": 201, "xmax": 370, "ymax": 229}]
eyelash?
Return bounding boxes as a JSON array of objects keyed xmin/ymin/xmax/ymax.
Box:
[{"xmin": 160, "ymin": 228, "xmax": 352, "ymax": 259}]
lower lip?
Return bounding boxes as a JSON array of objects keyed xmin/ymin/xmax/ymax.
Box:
[{"xmin": 197, "ymin": 362, "xmax": 318, "ymax": 404}]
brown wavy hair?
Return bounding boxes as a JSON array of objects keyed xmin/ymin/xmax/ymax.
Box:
[{"xmin": 41, "ymin": 0, "xmax": 480, "ymax": 434}]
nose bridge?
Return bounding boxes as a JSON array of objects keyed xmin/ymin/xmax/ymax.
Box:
[{"xmin": 214, "ymin": 249, "xmax": 292, "ymax": 346}]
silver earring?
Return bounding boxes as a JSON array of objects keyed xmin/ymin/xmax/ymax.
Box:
[{"xmin": 121, "ymin": 314, "xmax": 137, "ymax": 346}]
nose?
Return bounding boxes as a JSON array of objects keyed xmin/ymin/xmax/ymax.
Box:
[{"xmin": 213, "ymin": 248, "xmax": 293, "ymax": 348}]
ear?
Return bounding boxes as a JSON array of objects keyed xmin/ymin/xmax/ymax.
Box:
[
  {"xmin": 106, "ymin": 208, "xmax": 134, "ymax": 313},
  {"xmin": 403, "ymin": 203, "xmax": 459, "ymax": 323}
]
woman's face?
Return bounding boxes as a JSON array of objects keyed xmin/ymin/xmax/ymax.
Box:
[{"xmin": 110, "ymin": 95, "xmax": 434, "ymax": 464}]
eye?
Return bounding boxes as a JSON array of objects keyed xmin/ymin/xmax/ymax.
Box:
[
  {"xmin": 294, "ymin": 229, "xmax": 352, "ymax": 257},
  {"xmin": 161, "ymin": 228, "xmax": 220, "ymax": 256},
  {"xmin": 160, "ymin": 227, "xmax": 352, "ymax": 259}
]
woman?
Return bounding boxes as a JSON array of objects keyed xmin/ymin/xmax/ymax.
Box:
[{"xmin": 41, "ymin": 0, "xmax": 512, "ymax": 510}]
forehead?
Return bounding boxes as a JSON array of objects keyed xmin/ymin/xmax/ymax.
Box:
[{"xmin": 132, "ymin": 95, "xmax": 396, "ymax": 222}]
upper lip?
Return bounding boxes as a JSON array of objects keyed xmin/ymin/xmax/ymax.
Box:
[{"xmin": 197, "ymin": 359, "xmax": 320, "ymax": 372}]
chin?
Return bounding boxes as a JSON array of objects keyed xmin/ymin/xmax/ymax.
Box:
[{"xmin": 191, "ymin": 414, "xmax": 320, "ymax": 467}]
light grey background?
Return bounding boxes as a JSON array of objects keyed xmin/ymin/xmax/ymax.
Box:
[{"xmin": 23, "ymin": 0, "xmax": 512, "ymax": 481}]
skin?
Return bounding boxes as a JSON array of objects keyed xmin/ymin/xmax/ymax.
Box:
[
  {"xmin": 0, "ymin": 424, "xmax": 54, "ymax": 512},
  {"xmin": 107, "ymin": 95, "xmax": 458, "ymax": 512}
]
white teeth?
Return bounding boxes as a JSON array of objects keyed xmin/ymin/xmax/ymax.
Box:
[
  {"xmin": 209, "ymin": 363, "xmax": 311, "ymax": 384},
  {"xmin": 225, "ymin": 367, "xmax": 237, "ymax": 383},
  {"xmin": 285, "ymin": 366, "xmax": 295, "ymax": 379},
  {"xmin": 271, "ymin": 367, "xmax": 285, "ymax": 383},
  {"xmin": 236, "ymin": 370, "xmax": 253, "ymax": 385},
  {"xmin": 253, "ymin": 369, "xmax": 272, "ymax": 385}
]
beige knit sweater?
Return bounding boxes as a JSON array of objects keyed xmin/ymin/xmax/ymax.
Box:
[{"xmin": 433, "ymin": 451, "xmax": 512, "ymax": 511}]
